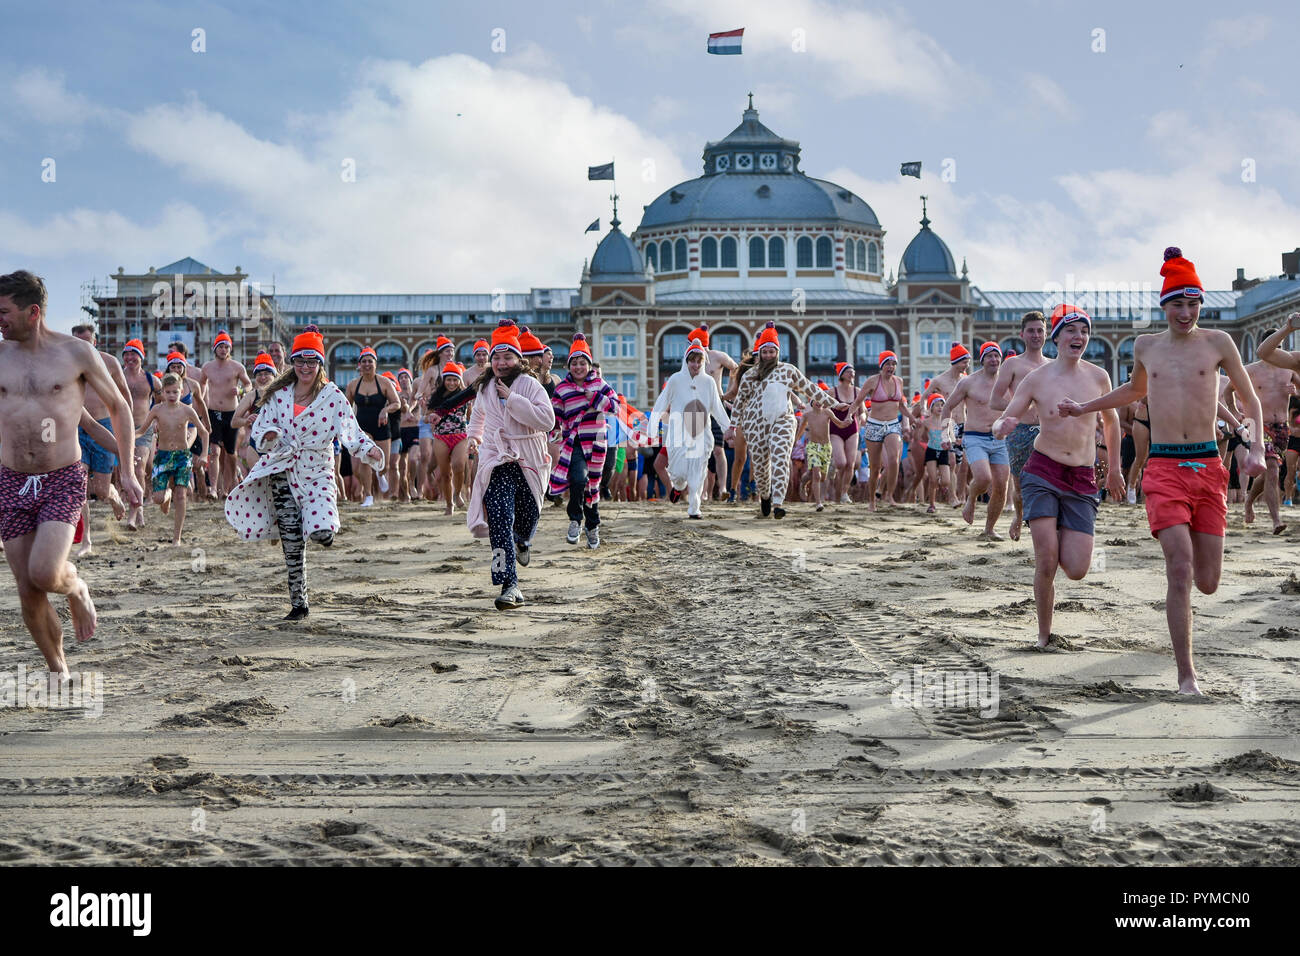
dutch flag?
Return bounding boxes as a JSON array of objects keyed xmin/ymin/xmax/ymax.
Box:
[{"xmin": 707, "ymin": 28, "xmax": 743, "ymax": 55}]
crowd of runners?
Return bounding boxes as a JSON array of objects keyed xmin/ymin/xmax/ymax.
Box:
[{"xmin": 1, "ymin": 246, "xmax": 1298, "ymax": 693}]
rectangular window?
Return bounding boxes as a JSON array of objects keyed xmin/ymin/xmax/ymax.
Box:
[
  {"xmin": 621, "ymin": 334, "xmax": 636, "ymax": 358},
  {"xmin": 603, "ymin": 336, "xmax": 618, "ymax": 359},
  {"xmin": 619, "ymin": 375, "xmax": 637, "ymax": 401},
  {"xmin": 855, "ymin": 333, "xmax": 886, "ymax": 367},
  {"xmin": 809, "ymin": 332, "xmax": 838, "ymax": 364},
  {"xmin": 920, "ymin": 332, "xmax": 937, "ymax": 357}
]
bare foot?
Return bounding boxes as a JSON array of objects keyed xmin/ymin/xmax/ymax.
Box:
[
  {"xmin": 977, "ymin": 530, "xmax": 1003, "ymax": 541},
  {"xmin": 443, "ymin": 504, "xmax": 454, "ymax": 516},
  {"xmin": 1036, "ymin": 634, "xmax": 1050, "ymax": 648},
  {"xmin": 160, "ymin": 490, "xmax": 172, "ymax": 515},
  {"xmin": 1244, "ymin": 499, "xmax": 1255, "ymax": 524},
  {"xmin": 962, "ymin": 497, "xmax": 975, "ymax": 525},
  {"xmin": 172, "ymin": 536, "xmax": 183, "ymax": 546},
  {"xmin": 67, "ymin": 576, "xmax": 97, "ymax": 643},
  {"xmin": 74, "ymin": 540, "xmax": 93, "ymax": 558},
  {"xmin": 108, "ymin": 487, "xmax": 126, "ymax": 521},
  {"xmin": 1009, "ymin": 516, "xmax": 1021, "ymax": 541},
  {"xmin": 1274, "ymin": 523, "xmax": 1287, "ymax": 535},
  {"xmin": 1178, "ymin": 676, "xmax": 1203, "ymax": 695}
]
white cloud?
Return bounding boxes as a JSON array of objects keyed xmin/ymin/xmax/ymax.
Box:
[
  {"xmin": 11, "ymin": 69, "xmax": 118, "ymax": 126},
  {"xmin": 1199, "ymin": 14, "xmax": 1272, "ymax": 68},
  {"xmin": 119, "ymin": 55, "xmax": 692, "ymax": 292},
  {"xmin": 658, "ymin": 0, "xmax": 979, "ymax": 106},
  {"xmin": 1024, "ymin": 73, "xmax": 1071, "ymax": 119},
  {"xmin": 0, "ymin": 202, "xmax": 217, "ymax": 263}
]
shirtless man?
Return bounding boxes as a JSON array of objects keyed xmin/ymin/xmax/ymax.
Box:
[
  {"xmin": 924, "ymin": 343, "xmax": 971, "ymax": 504},
  {"xmin": 1258, "ymin": 315, "xmax": 1300, "ymax": 503},
  {"xmin": 0, "ymin": 271, "xmax": 143, "ymax": 679},
  {"xmin": 993, "ymin": 305, "xmax": 1124, "ymax": 646},
  {"xmin": 267, "ymin": 340, "xmax": 286, "ymax": 371},
  {"xmin": 1226, "ymin": 324, "xmax": 1299, "ymax": 534},
  {"xmin": 121, "ymin": 339, "xmax": 160, "ymax": 528},
  {"xmin": 991, "ymin": 312, "xmax": 1051, "ymax": 541},
  {"xmin": 70, "ymin": 324, "xmax": 129, "ymax": 555},
  {"xmin": 1059, "ymin": 248, "xmax": 1265, "ymax": 695},
  {"xmin": 201, "ymin": 330, "xmax": 252, "ymax": 499},
  {"xmin": 941, "ymin": 342, "xmax": 1009, "ymax": 539}
]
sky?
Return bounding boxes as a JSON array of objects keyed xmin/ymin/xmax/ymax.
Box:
[{"xmin": 4, "ymin": 0, "xmax": 1298, "ymax": 330}]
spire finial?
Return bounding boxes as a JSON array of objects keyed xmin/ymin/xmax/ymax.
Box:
[
  {"xmin": 747, "ymin": 91, "xmax": 754, "ymax": 110},
  {"xmin": 610, "ymin": 192, "xmax": 620, "ymax": 230},
  {"xmin": 920, "ymin": 195, "xmax": 930, "ymax": 228},
  {"xmin": 961, "ymin": 256, "xmax": 968, "ymax": 278}
]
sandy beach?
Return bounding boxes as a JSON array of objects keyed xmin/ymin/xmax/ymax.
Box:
[{"xmin": 1, "ymin": 496, "xmax": 1298, "ymax": 865}]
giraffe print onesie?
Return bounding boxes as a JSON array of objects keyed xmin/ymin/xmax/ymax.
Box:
[{"xmin": 733, "ymin": 362, "xmax": 830, "ymax": 506}]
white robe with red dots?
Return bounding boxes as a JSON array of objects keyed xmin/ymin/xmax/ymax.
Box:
[{"xmin": 225, "ymin": 382, "xmax": 382, "ymax": 541}]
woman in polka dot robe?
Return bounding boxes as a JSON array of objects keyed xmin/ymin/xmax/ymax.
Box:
[{"xmin": 225, "ymin": 325, "xmax": 383, "ymax": 619}]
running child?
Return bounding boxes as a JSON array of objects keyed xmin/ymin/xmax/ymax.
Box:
[{"xmin": 137, "ymin": 373, "xmax": 210, "ymax": 545}]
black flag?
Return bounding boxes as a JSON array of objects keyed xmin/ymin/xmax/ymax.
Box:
[
  {"xmin": 588, "ymin": 162, "xmax": 615, "ymax": 180},
  {"xmin": 585, "ymin": 218, "xmax": 600, "ymax": 233},
  {"xmin": 900, "ymin": 161, "xmax": 922, "ymax": 178}
]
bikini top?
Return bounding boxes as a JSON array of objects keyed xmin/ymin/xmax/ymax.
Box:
[{"xmin": 870, "ymin": 376, "xmax": 903, "ymax": 404}]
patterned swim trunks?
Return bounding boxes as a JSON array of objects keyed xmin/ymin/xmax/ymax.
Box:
[
  {"xmin": 1007, "ymin": 423, "xmax": 1040, "ymax": 478},
  {"xmin": 864, "ymin": 417, "xmax": 904, "ymax": 443},
  {"xmin": 1264, "ymin": 422, "xmax": 1288, "ymax": 462},
  {"xmin": 0, "ymin": 462, "xmax": 87, "ymax": 542},
  {"xmin": 806, "ymin": 440, "xmax": 833, "ymax": 473},
  {"xmin": 152, "ymin": 448, "xmax": 193, "ymax": 492}
]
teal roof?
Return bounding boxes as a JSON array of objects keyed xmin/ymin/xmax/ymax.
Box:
[{"xmin": 900, "ymin": 210, "xmax": 956, "ymax": 279}]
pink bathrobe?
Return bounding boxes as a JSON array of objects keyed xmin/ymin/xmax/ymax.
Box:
[
  {"xmin": 466, "ymin": 373, "xmax": 556, "ymax": 539},
  {"xmin": 226, "ymin": 382, "xmax": 381, "ymax": 541}
]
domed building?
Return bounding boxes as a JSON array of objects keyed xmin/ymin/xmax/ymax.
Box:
[{"xmin": 576, "ymin": 98, "xmax": 976, "ymax": 402}]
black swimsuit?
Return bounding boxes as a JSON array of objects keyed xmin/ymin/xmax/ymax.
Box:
[{"xmin": 353, "ymin": 383, "xmax": 388, "ymax": 442}]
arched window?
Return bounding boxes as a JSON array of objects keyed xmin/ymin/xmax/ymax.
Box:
[
  {"xmin": 1084, "ymin": 338, "xmax": 1111, "ymax": 367},
  {"xmin": 867, "ymin": 241, "xmax": 879, "ymax": 273},
  {"xmin": 854, "ymin": 328, "xmax": 891, "ymax": 370},
  {"xmin": 456, "ymin": 341, "xmax": 477, "ymax": 363},
  {"xmin": 700, "ymin": 237, "xmax": 718, "ymax": 269},
  {"xmin": 1118, "ymin": 337, "xmax": 1136, "ymax": 382},
  {"xmin": 856, "ymin": 240, "xmax": 867, "ymax": 272},
  {"xmin": 807, "ymin": 327, "xmax": 843, "ymax": 367},
  {"xmin": 796, "ymin": 236, "xmax": 813, "ymax": 268},
  {"xmin": 547, "ymin": 339, "xmax": 570, "ymax": 362},
  {"xmin": 749, "ymin": 236, "xmax": 766, "ymax": 269},
  {"xmin": 720, "ymin": 236, "xmax": 737, "ymax": 268},
  {"xmin": 375, "ymin": 342, "xmax": 406, "ymax": 369},
  {"xmin": 674, "ymin": 238, "xmax": 687, "ymax": 271},
  {"xmin": 644, "ymin": 243, "xmax": 657, "ymax": 270},
  {"xmin": 768, "ymin": 236, "xmax": 785, "ymax": 268},
  {"xmin": 660, "ymin": 329, "xmax": 691, "ymax": 371},
  {"xmin": 815, "ymin": 236, "xmax": 833, "ymax": 268},
  {"xmin": 330, "ymin": 342, "xmax": 361, "ymax": 388},
  {"xmin": 1000, "ymin": 337, "xmax": 1026, "ymax": 356},
  {"xmin": 660, "ymin": 240, "xmax": 673, "ymax": 272}
]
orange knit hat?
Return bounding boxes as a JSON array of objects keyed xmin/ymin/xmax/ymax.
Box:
[
  {"xmin": 1159, "ymin": 246, "xmax": 1203, "ymax": 305},
  {"xmin": 472, "ymin": 339, "xmax": 489, "ymax": 354},
  {"xmin": 754, "ymin": 321, "xmax": 780, "ymax": 353},
  {"xmin": 519, "ymin": 327, "xmax": 545, "ymax": 356},
  {"xmin": 688, "ymin": 323, "xmax": 710, "ymax": 349},
  {"xmin": 567, "ymin": 332, "xmax": 593, "ymax": 364},
  {"xmin": 123, "ymin": 339, "xmax": 145, "ymax": 359},
  {"xmin": 252, "ymin": 353, "xmax": 275, "ymax": 374},
  {"xmin": 490, "ymin": 319, "xmax": 522, "ymax": 357},
  {"xmin": 213, "ymin": 330, "xmax": 232, "ymax": 350},
  {"xmin": 949, "ymin": 343, "xmax": 970, "ymax": 365},
  {"xmin": 291, "ymin": 325, "xmax": 325, "ymax": 362}
]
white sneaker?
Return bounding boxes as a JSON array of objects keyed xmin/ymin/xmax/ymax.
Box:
[
  {"xmin": 839, "ymin": 494, "xmax": 850, "ymax": 504},
  {"xmin": 566, "ymin": 520, "xmax": 581, "ymax": 544},
  {"xmin": 378, "ymin": 474, "xmax": 390, "ymax": 493},
  {"xmin": 362, "ymin": 496, "xmax": 374, "ymax": 507},
  {"xmin": 1126, "ymin": 487, "xmax": 1136, "ymax": 505}
]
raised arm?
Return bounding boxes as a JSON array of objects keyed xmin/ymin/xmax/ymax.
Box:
[
  {"xmin": 1217, "ymin": 334, "xmax": 1265, "ymax": 478},
  {"xmin": 1060, "ymin": 344, "xmax": 1147, "ymax": 418},
  {"xmin": 1257, "ymin": 314, "xmax": 1300, "ymax": 372}
]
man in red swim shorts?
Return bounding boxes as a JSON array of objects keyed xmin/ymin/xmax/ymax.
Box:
[
  {"xmin": 0, "ymin": 271, "xmax": 144, "ymax": 681},
  {"xmin": 1060, "ymin": 248, "xmax": 1265, "ymax": 695}
]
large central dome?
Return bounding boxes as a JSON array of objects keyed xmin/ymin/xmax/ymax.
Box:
[{"xmin": 638, "ymin": 101, "xmax": 879, "ymax": 231}]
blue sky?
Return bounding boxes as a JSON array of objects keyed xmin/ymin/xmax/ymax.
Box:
[{"xmin": 5, "ymin": 0, "xmax": 1298, "ymax": 330}]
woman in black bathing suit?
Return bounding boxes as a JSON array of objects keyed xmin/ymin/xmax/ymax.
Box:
[
  {"xmin": 1127, "ymin": 396, "xmax": 1151, "ymax": 501},
  {"xmin": 345, "ymin": 347, "xmax": 401, "ymax": 506}
]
